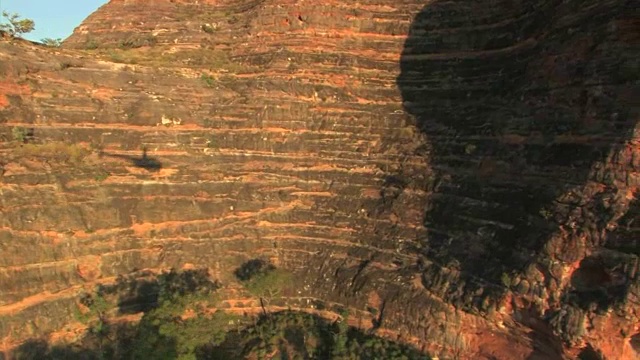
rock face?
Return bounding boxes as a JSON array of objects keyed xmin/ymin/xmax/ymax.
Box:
[{"xmin": 1, "ymin": 0, "xmax": 638, "ymax": 358}]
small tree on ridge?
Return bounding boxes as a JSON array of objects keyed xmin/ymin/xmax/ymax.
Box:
[
  {"xmin": 0, "ymin": 11, "xmax": 35, "ymax": 38},
  {"xmin": 41, "ymin": 37, "xmax": 62, "ymax": 47}
]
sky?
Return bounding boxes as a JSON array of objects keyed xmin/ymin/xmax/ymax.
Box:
[{"xmin": 0, "ymin": 0, "xmax": 108, "ymax": 42}]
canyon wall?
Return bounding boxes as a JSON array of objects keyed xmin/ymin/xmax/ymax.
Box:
[{"xmin": 1, "ymin": 0, "xmax": 638, "ymax": 358}]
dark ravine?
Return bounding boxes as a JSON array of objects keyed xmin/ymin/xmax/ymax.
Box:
[{"xmin": 0, "ymin": 0, "xmax": 638, "ymax": 358}]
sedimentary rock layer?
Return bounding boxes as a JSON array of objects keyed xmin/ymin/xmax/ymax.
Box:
[{"xmin": 1, "ymin": 0, "xmax": 638, "ymax": 358}]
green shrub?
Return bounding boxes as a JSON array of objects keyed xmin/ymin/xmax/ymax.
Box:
[
  {"xmin": 41, "ymin": 38, "xmax": 62, "ymax": 47},
  {"xmin": 244, "ymin": 269, "xmax": 292, "ymax": 299},
  {"xmin": 11, "ymin": 126, "xmax": 28, "ymax": 142},
  {"xmin": 501, "ymin": 272, "xmax": 512, "ymax": 287},
  {"xmin": 94, "ymin": 170, "xmax": 110, "ymax": 182},
  {"xmin": 200, "ymin": 74, "xmax": 215, "ymax": 87},
  {"xmin": 15, "ymin": 142, "xmax": 89, "ymax": 163},
  {"xmin": 85, "ymin": 37, "xmax": 99, "ymax": 50}
]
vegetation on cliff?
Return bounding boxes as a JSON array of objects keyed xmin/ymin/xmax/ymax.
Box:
[
  {"xmin": 234, "ymin": 259, "xmax": 293, "ymax": 314},
  {"xmin": 1, "ymin": 0, "xmax": 637, "ymax": 359},
  {"xmin": 12, "ymin": 268, "xmax": 429, "ymax": 360},
  {"xmin": 15, "ymin": 311, "xmax": 429, "ymax": 360}
]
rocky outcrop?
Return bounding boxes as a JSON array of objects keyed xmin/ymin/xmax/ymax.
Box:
[{"xmin": 1, "ymin": 0, "xmax": 638, "ymax": 358}]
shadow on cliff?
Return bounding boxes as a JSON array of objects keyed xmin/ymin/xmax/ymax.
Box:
[
  {"xmin": 99, "ymin": 146, "xmax": 162, "ymax": 172},
  {"xmin": 8, "ymin": 328, "xmax": 164, "ymax": 360},
  {"xmin": 396, "ymin": 0, "xmax": 637, "ymax": 287},
  {"xmin": 95, "ymin": 268, "xmax": 217, "ymax": 315}
]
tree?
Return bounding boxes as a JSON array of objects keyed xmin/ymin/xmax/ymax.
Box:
[
  {"xmin": 41, "ymin": 37, "xmax": 62, "ymax": 47},
  {"xmin": 130, "ymin": 269, "xmax": 228, "ymax": 360},
  {"xmin": 332, "ymin": 309, "xmax": 350, "ymax": 357},
  {"xmin": 244, "ymin": 268, "xmax": 291, "ymax": 300},
  {"xmin": 235, "ymin": 259, "xmax": 292, "ymax": 315},
  {"xmin": 0, "ymin": 11, "xmax": 35, "ymax": 38}
]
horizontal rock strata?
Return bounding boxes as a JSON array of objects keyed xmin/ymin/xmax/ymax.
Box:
[{"xmin": 1, "ymin": 0, "xmax": 638, "ymax": 358}]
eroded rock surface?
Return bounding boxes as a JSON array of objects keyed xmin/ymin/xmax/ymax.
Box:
[{"xmin": 1, "ymin": 0, "xmax": 638, "ymax": 358}]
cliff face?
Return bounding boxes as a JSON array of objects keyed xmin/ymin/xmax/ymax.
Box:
[{"xmin": 1, "ymin": 0, "xmax": 638, "ymax": 359}]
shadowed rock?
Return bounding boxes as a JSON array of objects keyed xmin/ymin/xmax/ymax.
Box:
[
  {"xmin": 396, "ymin": 0, "xmax": 638, "ymax": 356},
  {"xmin": 100, "ymin": 146, "xmax": 162, "ymax": 171},
  {"xmin": 397, "ymin": 0, "xmax": 637, "ymax": 285}
]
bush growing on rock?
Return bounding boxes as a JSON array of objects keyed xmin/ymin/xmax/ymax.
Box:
[
  {"xmin": 15, "ymin": 142, "xmax": 89, "ymax": 163},
  {"xmin": 40, "ymin": 37, "xmax": 62, "ymax": 47},
  {"xmin": 11, "ymin": 126, "xmax": 28, "ymax": 142}
]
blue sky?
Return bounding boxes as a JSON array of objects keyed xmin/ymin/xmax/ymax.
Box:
[{"xmin": 0, "ymin": 0, "xmax": 108, "ymax": 42}]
